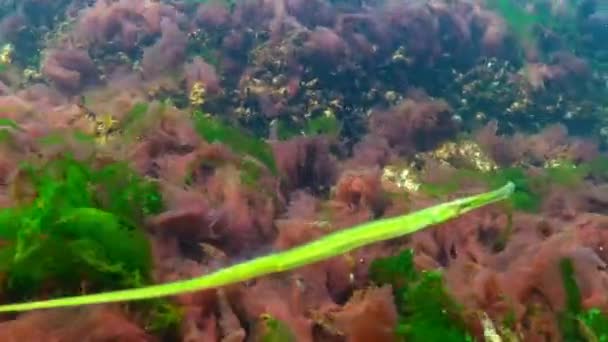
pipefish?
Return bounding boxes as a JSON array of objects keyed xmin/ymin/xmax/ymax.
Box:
[{"xmin": 0, "ymin": 182, "xmax": 514, "ymax": 313}]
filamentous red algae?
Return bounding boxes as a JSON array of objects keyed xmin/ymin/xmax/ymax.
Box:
[{"xmin": 0, "ymin": 0, "xmax": 607, "ymax": 340}]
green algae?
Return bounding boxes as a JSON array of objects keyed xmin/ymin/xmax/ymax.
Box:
[
  {"xmin": 578, "ymin": 309, "xmax": 608, "ymax": 342},
  {"xmin": 487, "ymin": 0, "xmax": 584, "ymax": 63},
  {"xmin": 559, "ymin": 257, "xmax": 583, "ymax": 341},
  {"xmin": 558, "ymin": 258, "xmax": 608, "ymax": 342},
  {"xmin": 186, "ymin": 0, "xmax": 236, "ymax": 8},
  {"xmin": 485, "ymin": 167, "xmax": 544, "ymax": 212},
  {"xmin": 259, "ymin": 314, "xmax": 297, "ymax": 342},
  {"xmin": 120, "ymin": 102, "xmax": 150, "ymax": 135},
  {"xmin": 0, "ymin": 118, "xmax": 20, "ymax": 144},
  {"xmin": 192, "ymin": 111, "xmax": 278, "ymax": 174},
  {"xmin": 487, "ymin": 0, "xmax": 540, "ymax": 46},
  {"xmin": 275, "ymin": 114, "xmax": 341, "ymax": 141},
  {"xmin": 419, "ymin": 167, "xmax": 542, "ymax": 212},
  {"xmin": 304, "ymin": 115, "xmax": 341, "ymax": 137},
  {"xmin": 0, "ymin": 154, "xmax": 161, "ymax": 298},
  {"xmin": 0, "ymin": 182, "xmax": 514, "ymax": 313},
  {"xmin": 0, "ymin": 118, "xmax": 20, "ymax": 130},
  {"xmin": 586, "ymin": 156, "xmax": 608, "ymax": 182},
  {"xmin": 370, "ymin": 247, "xmax": 608, "ymax": 341},
  {"xmin": 419, "ymin": 159, "xmax": 597, "ymax": 213},
  {"xmin": 0, "ymin": 150, "xmax": 180, "ymax": 333},
  {"xmin": 370, "ymin": 249, "xmax": 473, "ymax": 342}
]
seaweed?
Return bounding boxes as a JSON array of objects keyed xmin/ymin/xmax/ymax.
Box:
[
  {"xmin": 192, "ymin": 111, "xmax": 278, "ymax": 174},
  {"xmin": 0, "ymin": 118, "xmax": 20, "ymax": 144},
  {"xmin": 136, "ymin": 290, "xmax": 183, "ymax": 336},
  {"xmin": 558, "ymin": 257, "xmax": 608, "ymax": 341},
  {"xmin": 487, "ymin": 0, "xmax": 540, "ymax": 45},
  {"xmin": 586, "ymin": 156, "xmax": 608, "ymax": 182},
  {"xmin": 120, "ymin": 102, "xmax": 150, "ymax": 133},
  {"xmin": 0, "ymin": 118, "xmax": 20, "ymax": 130},
  {"xmin": 419, "ymin": 167, "xmax": 542, "ymax": 212},
  {"xmin": 0, "ymin": 153, "xmax": 162, "ymax": 299},
  {"xmin": 559, "ymin": 258, "xmax": 583, "ymax": 340},
  {"xmin": 418, "ymin": 181, "xmax": 461, "ymax": 198},
  {"xmin": 420, "ymin": 160, "xmax": 593, "ymax": 213},
  {"xmin": 370, "ymin": 249, "xmax": 473, "ymax": 342},
  {"xmin": 304, "ymin": 115, "xmax": 341, "ymax": 137},
  {"xmin": 275, "ymin": 114, "xmax": 341, "ymax": 141},
  {"xmin": 579, "ymin": 309, "xmax": 608, "ymax": 341},
  {"xmin": 0, "ymin": 182, "xmax": 514, "ymax": 312},
  {"xmin": 258, "ymin": 314, "xmax": 296, "ymax": 342},
  {"xmin": 480, "ymin": 167, "xmax": 540, "ymax": 212},
  {"xmin": 487, "ymin": 0, "xmax": 583, "ymax": 61},
  {"xmin": 186, "ymin": 0, "xmax": 236, "ymax": 8}
]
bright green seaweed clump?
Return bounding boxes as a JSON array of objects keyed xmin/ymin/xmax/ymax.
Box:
[
  {"xmin": 0, "ymin": 154, "xmax": 162, "ymax": 299},
  {"xmin": 370, "ymin": 249, "xmax": 473, "ymax": 341}
]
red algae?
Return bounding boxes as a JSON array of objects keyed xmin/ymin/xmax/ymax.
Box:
[
  {"xmin": 141, "ymin": 19, "xmax": 188, "ymax": 80},
  {"xmin": 328, "ymin": 286, "xmax": 399, "ymax": 341},
  {"xmin": 0, "ymin": 0, "xmax": 608, "ymax": 340},
  {"xmin": 0, "ymin": 307, "xmax": 150, "ymax": 341},
  {"xmin": 368, "ymin": 96, "xmax": 457, "ymax": 156},
  {"xmin": 41, "ymin": 49, "xmax": 97, "ymax": 93}
]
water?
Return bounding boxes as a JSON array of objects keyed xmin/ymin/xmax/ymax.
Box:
[{"xmin": 0, "ymin": 0, "xmax": 607, "ymax": 341}]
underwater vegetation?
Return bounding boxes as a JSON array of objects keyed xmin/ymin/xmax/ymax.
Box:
[
  {"xmin": 0, "ymin": 155, "xmax": 157, "ymax": 298},
  {"xmin": 370, "ymin": 249, "xmax": 473, "ymax": 341},
  {"xmin": 368, "ymin": 250, "xmax": 608, "ymax": 342},
  {"xmin": 418, "ymin": 159, "xmax": 595, "ymax": 213},
  {"xmin": 0, "ymin": 181, "xmax": 514, "ymax": 312},
  {"xmin": 0, "ymin": 0, "xmax": 608, "ymax": 340}
]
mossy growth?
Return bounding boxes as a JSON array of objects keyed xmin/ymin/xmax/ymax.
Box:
[
  {"xmin": 0, "ymin": 153, "xmax": 162, "ymax": 298},
  {"xmin": 369, "ymin": 249, "xmax": 473, "ymax": 341},
  {"xmin": 0, "ymin": 150, "xmax": 181, "ymax": 333}
]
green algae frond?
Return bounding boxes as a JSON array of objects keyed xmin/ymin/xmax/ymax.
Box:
[
  {"xmin": 0, "ymin": 181, "xmax": 513, "ymax": 313},
  {"xmin": 0, "ymin": 154, "xmax": 161, "ymax": 299}
]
